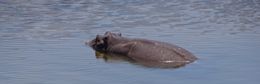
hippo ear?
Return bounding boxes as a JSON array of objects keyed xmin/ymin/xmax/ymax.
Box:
[
  {"xmin": 95, "ymin": 35, "xmax": 99, "ymax": 42},
  {"xmin": 105, "ymin": 31, "xmax": 112, "ymax": 35}
]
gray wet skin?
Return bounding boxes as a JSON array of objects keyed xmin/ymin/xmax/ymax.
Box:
[{"xmin": 87, "ymin": 31, "xmax": 197, "ymax": 64}]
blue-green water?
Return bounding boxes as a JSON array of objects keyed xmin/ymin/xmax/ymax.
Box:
[{"xmin": 1, "ymin": 0, "xmax": 260, "ymax": 84}]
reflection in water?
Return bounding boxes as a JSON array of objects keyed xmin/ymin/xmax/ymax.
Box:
[
  {"xmin": 95, "ymin": 51, "xmax": 187, "ymax": 68},
  {"xmin": 95, "ymin": 51, "xmax": 134, "ymax": 63}
]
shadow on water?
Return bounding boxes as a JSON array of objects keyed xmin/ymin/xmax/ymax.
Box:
[{"xmin": 95, "ymin": 51, "xmax": 188, "ymax": 69}]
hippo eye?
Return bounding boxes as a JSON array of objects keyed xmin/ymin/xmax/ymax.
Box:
[
  {"xmin": 103, "ymin": 37, "xmax": 108, "ymax": 41},
  {"xmin": 117, "ymin": 33, "xmax": 122, "ymax": 36},
  {"xmin": 95, "ymin": 39, "xmax": 100, "ymax": 43}
]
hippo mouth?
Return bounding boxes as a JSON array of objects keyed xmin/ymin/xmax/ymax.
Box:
[{"xmin": 86, "ymin": 39, "xmax": 107, "ymax": 52}]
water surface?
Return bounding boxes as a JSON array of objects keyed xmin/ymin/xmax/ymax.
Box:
[{"xmin": 1, "ymin": 0, "xmax": 260, "ymax": 84}]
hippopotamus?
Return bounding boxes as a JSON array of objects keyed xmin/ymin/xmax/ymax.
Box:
[{"xmin": 86, "ymin": 31, "xmax": 197, "ymax": 68}]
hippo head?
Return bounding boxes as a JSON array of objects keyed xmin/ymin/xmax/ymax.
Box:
[{"xmin": 87, "ymin": 31, "xmax": 122, "ymax": 52}]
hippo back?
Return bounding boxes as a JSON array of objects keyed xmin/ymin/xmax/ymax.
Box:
[{"xmin": 127, "ymin": 39, "xmax": 197, "ymax": 63}]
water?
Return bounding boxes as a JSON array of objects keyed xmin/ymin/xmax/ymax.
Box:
[{"xmin": 1, "ymin": 0, "xmax": 260, "ymax": 84}]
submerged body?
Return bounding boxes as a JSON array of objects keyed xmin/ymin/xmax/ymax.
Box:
[{"xmin": 87, "ymin": 32, "xmax": 197, "ymax": 67}]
